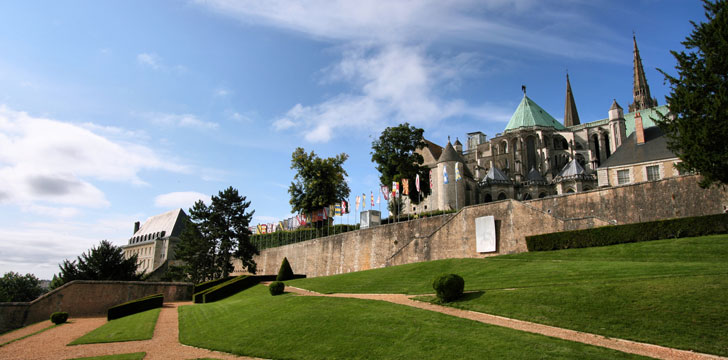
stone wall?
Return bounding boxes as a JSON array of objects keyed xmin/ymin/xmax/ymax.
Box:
[
  {"xmin": 249, "ymin": 175, "xmax": 727, "ymax": 279},
  {"xmin": 0, "ymin": 280, "xmax": 193, "ymax": 333}
]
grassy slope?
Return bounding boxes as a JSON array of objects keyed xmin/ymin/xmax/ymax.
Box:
[
  {"xmin": 69, "ymin": 309, "xmax": 161, "ymax": 345},
  {"xmin": 289, "ymin": 235, "xmax": 728, "ymax": 356},
  {"xmin": 178, "ymin": 285, "xmax": 646, "ymax": 359}
]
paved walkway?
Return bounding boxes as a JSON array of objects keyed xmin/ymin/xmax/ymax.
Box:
[{"xmin": 0, "ymin": 302, "xmax": 256, "ymax": 360}]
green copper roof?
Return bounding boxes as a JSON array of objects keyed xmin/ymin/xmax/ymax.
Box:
[
  {"xmin": 504, "ymin": 96, "xmax": 567, "ymax": 132},
  {"xmin": 624, "ymin": 105, "xmax": 669, "ymax": 136}
]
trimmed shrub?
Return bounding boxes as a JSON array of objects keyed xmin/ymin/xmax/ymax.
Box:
[
  {"xmin": 201, "ymin": 275, "xmax": 259, "ymax": 303},
  {"xmin": 107, "ymin": 293, "xmax": 163, "ymax": 320},
  {"xmin": 277, "ymin": 257, "xmax": 294, "ymax": 281},
  {"xmin": 194, "ymin": 276, "xmax": 233, "ymax": 294},
  {"xmin": 432, "ymin": 274, "xmax": 465, "ymax": 303},
  {"xmin": 269, "ymin": 281, "xmax": 285, "ymax": 296},
  {"xmin": 251, "ymin": 224, "xmax": 359, "ymax": 250},
  {"xmin": 50, "ymin": 311, "xmax": 68, "ymax": 324},
  {"xmin": 526, "ymin": 213, "xmax": 728, "ymax": 251}
]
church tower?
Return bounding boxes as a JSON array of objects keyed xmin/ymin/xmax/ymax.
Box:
[
  {"xmin": 563, "ymin": 73, "xmax": 580, "ymax": 127},
  {"xmin": 628, "ymin": 34, "xmax": 658, "ymax": 112}
]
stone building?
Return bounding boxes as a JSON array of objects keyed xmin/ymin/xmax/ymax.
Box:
[
  {"xmin": 121, "ymin": 208, "xmax": 187, "ymax": 278},
  {"xmin": 407, "ymin": 36, "xmax": 677, "ymax": 213}
]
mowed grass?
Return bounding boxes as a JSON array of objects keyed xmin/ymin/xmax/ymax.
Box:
[
  {"xmin": 67, "ymin": 353, "xmax": 146, "ymax": 360},
  {"xmin": 69, "ymin": 308, "xmax": 161, "ymax": 345},
  {"xmin": 291, "ymin": 234, "xmax": 728, "ymax": 356},
  {"xmin": 178, "ymin": 285, "xmax": 646, "ymax": 359}
]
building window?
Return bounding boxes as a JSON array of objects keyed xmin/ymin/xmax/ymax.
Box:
[
  {"xmin": 646, "ymin": 165, "xmax": 660, "ymax": 181},
  {"xmin": 617, "ymin": 169, "xmax": 630, "ymax": 185}
]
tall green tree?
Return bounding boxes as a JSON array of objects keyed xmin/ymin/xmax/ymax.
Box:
[
  {"xmin": 53, "ymin": 240, "xmax": 142, "ymax": 288},
  {"xmin": 371, "ymin": 123, "xmax": 431, "ymax": 205},
  {"xmin": 657, "ymin": 0, "xmax": 728, "ymax": 188},
  {"xmin": 288, "ymin": 147, "xmax": 350, "ymax": 216},
  {"xmin": 173, "ymin": 187, "xmax": 257, "ymax": 281},
  {"xmin": 0, "ymin": 272, "xmax": 45, "ymax": 302}
]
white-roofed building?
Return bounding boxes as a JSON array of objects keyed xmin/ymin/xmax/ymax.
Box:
[{"xmin": 121, "ymin": 208, "xmax": 188, "ymax": 279}]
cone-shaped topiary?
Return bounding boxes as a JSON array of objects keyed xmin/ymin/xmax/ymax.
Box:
[
  {"xmin": 50, "ymin": 311, "xmax": 69, "ymax": 324},
  {"xmin": 269, "ymin": 281, "xmax": 285, "ymax": 296},
  {"xmin": 432, "ymin": 274, "xmax": 464, "ymax": 303},
  {"xmin": 276, "ymin": 257, "xmax": 294, "ymax": 281}
]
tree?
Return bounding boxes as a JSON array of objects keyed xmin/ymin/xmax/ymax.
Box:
[
  {"xmin": 53, "ymin": 240, "xmax": 142, "ymax": 287},
  {"xmin": 288, "ymin": 147, "xmax": 350, "ymax": 217},
  {"xmin": 0, "ymin": 272, "xmax": 45, "ymax": 302},
  {"xmin": 657, "ymin": 0, "xmax": 728, "ymax": 188},
  {"xmin": 173, "ymin": 187, "xmax": 257, "ymax": 281},
  {"xmin": 371, "ymin": 123, "xmax": 431, "ymax": 206}
]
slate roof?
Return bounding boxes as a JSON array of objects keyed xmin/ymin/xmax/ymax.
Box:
[
  {"xmin": 525, "ymin": 167, "xmax": 547, "ymax": 184},
  {"xmin": 423, "ymin": 139, "xmax": 443, "ymax": 160},
  {"xmin": 481, "ymin": 166, "xmax": 512, "ymax": 185},
  {"xmin": 599, "ymin": 126, "xmax": 677, "ymax": 168},
  {"xmin": 127, "ymin": 208, "xmax": 188, "ymax": 245},
  {"xmin": 438, "ymin": 141, "xmax": 464, "ymax": 163},
  {"xmin": 557, "ymin": 159, "xmax": 586, "ymax": 177},
  {"xmin": 504, "ymin": 95, "xmax": 567, "ymax": 132}
]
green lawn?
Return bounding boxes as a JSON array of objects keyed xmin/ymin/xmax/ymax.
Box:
[
  {"xmin": 69, "ymin": 309, "xmax": 161, "ymax": 345},
  {"xmin": 289, "ymin": 235, "xmax": 728, "ymax": 356},
  {"xmin": 179, "ymin": 285, "xmax": 646, "ymax": 359},
  {"xmin": 67, "ymin": 353, "xmax": 146, "ymax": 360}
]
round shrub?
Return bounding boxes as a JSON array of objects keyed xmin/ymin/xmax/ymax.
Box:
[
  {"xmin": 269, "ymin": 281, "xmax": 285, "ymax": 296},
  {"xmin": 432, "ymin": 274, "xmax": 464, "ymax": 303},
  {"xmin": 50, "ymin": 311, "xmax": 69, "ymax": 325}
]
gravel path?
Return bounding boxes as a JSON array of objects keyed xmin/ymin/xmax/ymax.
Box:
[
  {"xmin": 285, "ymin": 285, "xmax": 727, "ymax": 360},
  {"xmin": 0, "ymin": 302, "xmax": 257, "ymax": 360}
]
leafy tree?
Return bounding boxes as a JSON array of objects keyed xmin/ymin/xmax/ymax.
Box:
[
  {"xmin": 0, "ymin": 272, "xmax": 45, "ymax": 302},
  {"xmin": 173, "ymin": 187, "xmax": 257, "ymax": 281},
  {"xmin": 53, "ymin": 240, "xmax": 142, "ymax": 288},
  {"xmin": 371, "ymin": 123, "xmax": 431, "ymax": 205},
  {"xmin": 657, "ymin": 0, "xmax": 728, "ymax": 188},
  {"xmin": 288, "ymin": 147, "xmax": 350, "ymax": 217}
]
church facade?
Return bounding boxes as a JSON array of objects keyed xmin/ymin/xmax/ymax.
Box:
[{"xmin": 406, "ymin": 36, "xmax": 676, "ymax": 214}]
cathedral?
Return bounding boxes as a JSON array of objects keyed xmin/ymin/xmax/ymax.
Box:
[{"xmin": 408, "ymin": 36, "xmax": 675, "ymax": 214}]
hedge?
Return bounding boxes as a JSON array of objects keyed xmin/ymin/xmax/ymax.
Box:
[
  {"xmin": 107, "ymin": 293, "xmax": 164, "ymax": 320},
  {"xmin": 526, "ymin": 213, "xmax": 728, "ymax": 251},
  {"xmin": 194, "ymin": 276, "xmax": 233, "ymax": 294},
  {"xmin": 252, "ymin": 224, "xmax": 359, "ymax": 250},
  {"xmin": 200, "ymin": 275, "xmax": 260, "ymax": 303}
]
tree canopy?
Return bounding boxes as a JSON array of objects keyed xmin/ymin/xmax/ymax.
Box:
[
  {"xmin": 171, "ymin": 186, "xmax": 257, "ymax": 282},
  {"xmin": 0, "ymin": 272, "xmax": 45, "ymax": 302},
  {"xmin": 658, "ymin": 0, "xmax": 728, "ymax": 188},
  {"xmin": 371, "ymin": 123, "xmax": 431, "ymax": 204},
  {"xmin": 288, "ymin": 147, "xmax": 350, "ymax": 216},
  {"xmin": 52, "ymin": 240, "xmax": 142, "ymax": 288}
]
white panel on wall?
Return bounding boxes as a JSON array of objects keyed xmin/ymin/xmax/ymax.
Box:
[{"xmin": 475, "ymin": 216, "xmax": 496, "ymax": 253}]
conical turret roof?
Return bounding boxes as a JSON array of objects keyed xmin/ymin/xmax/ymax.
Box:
[
  {"xmin": 485, "ymin": 166, "xmax": 510, "ymax": 182},
  {"xmin": 557, "ymin": 159, "xmax": 585, "ymax": 178},
  {"xmin": 438, "ymin": 140, "xmax": 463, "ymax": 163},
  {"xmin": 526, "ymin": 167, "xmax": 546, "ymax": 182},
  {"xmin": 504, "ymin": 95, "xmax": 567, "ymax": 132}
]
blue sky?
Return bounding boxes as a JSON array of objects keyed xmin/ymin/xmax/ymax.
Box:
[{"xmin": 0, "ymin": 1, "xmax": 705, "ymax": 279}]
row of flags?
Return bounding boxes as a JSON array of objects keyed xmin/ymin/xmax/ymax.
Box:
[{"xmin": 250, "ymin": 162, "xmax": 463, "ymax": 235}]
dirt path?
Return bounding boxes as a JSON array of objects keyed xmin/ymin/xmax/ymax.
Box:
[
  {"xmin": 0, "ymin": 302, "xmax": 257, "ymax": 360},
  {"xmin": 285, "ymin": 285, "xmax": 727, "ymax": 360}
]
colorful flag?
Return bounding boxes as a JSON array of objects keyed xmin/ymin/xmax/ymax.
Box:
[
  {"xmin": 342, "ymin": 200, "xmax": 348, "ymax": 214},
  {"xmin": 371, "ymin": 191, "xmax": 374, "ymax": 207},
  {"xmin": 455, "ymin": 162, "xmax": 462, "ymax": 182},
  {"xmin": 402, "ymin": 178, "xmax": 409, "ymax": 195},
  {"xmin": 362, "ymin": 193, "xmax": 366, "ymax": 209},
  {"xmin": 381, "ymin": 185, "xmax": 390, "ymax": 201},
  {"xmin": 392, "ymin": 181, "xmax": 397, "ymax": 198},
  {"xmin": 416, "ymin": 174, "xmax": 420, "ymax": 192},
  {"xmin": 322, "ymin": 207, "xmax": 328, "ymax": 220},
  {"xmin": 429, "ymin": 169, "xmax": 433, "ymax": 189},
  {"xmin": 335, "ymin": 203, "xmax": 342, "ymax": 216},
  {"xmin": 278, "ymin": 221, "xmax": 284, "ymax": 231},
  {"xmin": 443, "ymin": 165, "xmax": 449, "ymax": 184},
  {"xmin": 356, "ymin": 196, "xmax": 360, "ymax": 210},
  {"xmin": 395, "ymin": 181, "xmax": 400, "ymax": 197},
  {"xmin": 329, "ymin": 204, "xmax": 335, "ymax": 218},
  {"xmin": 256, "ymin": 224, "xmax": 263, "ymax": 234}
]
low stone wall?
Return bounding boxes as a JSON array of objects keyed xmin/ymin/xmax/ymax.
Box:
[
  {"xmin": 248, "ymin": 175, "xmax": 727, "ymax": 279},
  {"xmin": 0, "ymin": 280, "xmax": 193, "ymax": 333}
]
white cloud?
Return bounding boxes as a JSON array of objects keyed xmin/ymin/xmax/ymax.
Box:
[
  {"xmin": 0, "ymin": 105, "xmax": 188, "ymax": 208},
  {"xmin": 215, "ymin": 88, "xmax": 230, "ymax": 97},
  {"xmin": 137, "ymin": 53, "xmax": 162, "ymax": 69},
  {"xmin": 154, "ymin": 191, "xmax": 211, "ymax": 209},
  {"xmin": 142, "ymin": 112, "xmax": 219, "ymax": 130}
]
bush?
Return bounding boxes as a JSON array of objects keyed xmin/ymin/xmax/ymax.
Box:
[
  {"xmin": 269, "ymin": 281, "xmax": 285, "ymax": 296},
  {"xmin": 526, "ymin": 213, "xmax": 728, "ymax": 251},
  {"xmin": 201, "ymin": 275, "xmax": 259, "ymax": 303},
  {"xmin": 107, "ymin": 293, "xmax": 163, "ymax": 320},
  {"xmin": 50, "ymin": 311, "xmax": 68, "ymax": 324},
  {"xmin": 194, "ymin": 276, "xmax": 233, "ymax": 294},
  {"xmin": 277, "ymin": 257, "xmax": 294, "ymax": 281},
  {"xmin": 251, "ymin": 224, "xmax": 359, "ymax": 250},
  {"xmin": 432, "ymin": 274, "xmax": 464, "ymax": 303}
]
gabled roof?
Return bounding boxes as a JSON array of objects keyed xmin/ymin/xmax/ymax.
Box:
[
  {"xmin": 423, "ymin": 139, "xmax": 443, "ymax": 160},
  {"xmin": 624, "ymin": 105, "xmax": 669, "ymax": 137},
  {"xmin": 505, "ymin": 96, "xmax": 567, "ymax": 132},
  {"xmin": 482, "ymin": 166, "xmax": 511, "ymax": 185},
  {"xmin": 557, "ymin": 159, "xmax": 586, "ymax": 177},
  {"xmin": 599, "ymin": 126, "xmax": 677, "ymax": 168},
  {"xmin": 129, "ymin": 208, "xmax": 188, "ymax": 244}
]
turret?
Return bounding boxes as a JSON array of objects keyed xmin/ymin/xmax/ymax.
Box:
[{"xmin": 608, "ymin": 100, "xmax": 627, "ymax": 151}]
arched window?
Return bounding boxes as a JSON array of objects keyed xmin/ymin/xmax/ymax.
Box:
[
  {"xmin": 497, "ymin": 192, "xmax": 507, "ymax": 200},
  {"xmin": 500, "ymin": 140, "xmax": 508, "ymax": 154},
  {"xmin": 566, "ymin": 188, "xmax": 576, "ymax": 193},
  {"xmin": 484, "ymin": 194, "xmax": 492, "ymax": 203},
  {"xmin": 538, "ymin": 192, "xmax": 547, "ymax": 198},
  {"xmin": 576, "ymin": 153, "xmax": 586, "ymax": 168}
]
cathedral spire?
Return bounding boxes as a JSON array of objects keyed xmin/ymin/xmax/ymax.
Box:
[
  {"xmin": 628, "ymin": 34, "xmax": 658, "ymax": 112},
  {"xmin": 563, "ymin": 73, "xmax": 580, "ymax": 127}
]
